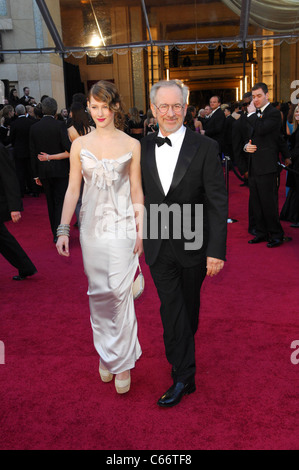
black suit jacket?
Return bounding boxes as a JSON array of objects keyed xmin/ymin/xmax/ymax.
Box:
[
  {"xmin": 141, "ymin": 127, "xmax": 228, "ymax": 267},
  {"xmin": 19, "ymin": 95, "xmax": 35, "ymax": 106},
  {"xmin": 203, "ymin": 107, "xmax": 226, "ymax": 154},
  {"xmin": 0, "ymin": 143, "xmax": 23, "ymax": 222},
  {"xmin": 10, "ymin": 116, "xmax": 36, "ymax": 160},
  {"xmin": 223, "ymin": 114, "xmax": 235, "ymax": 158},
  {"xmin": 246, "ymin": 104, "xmax": 285, "ymax": 176},
  {"xmin": 232, "ymin": 112, "xmax": 252, "ymax": 175},
  {"xmin": 30, "ymin": 116, "xmax": 71, "ymax": 179}
]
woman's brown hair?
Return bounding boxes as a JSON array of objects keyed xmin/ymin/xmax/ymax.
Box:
[{"xmin": 88, "ymin": 80, "xmax": 125, "ymax": 130}]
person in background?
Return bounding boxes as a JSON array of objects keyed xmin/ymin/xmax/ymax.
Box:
[
  {"xmin": 30, "ymin": 97, "xmax": 71, "ymax": 243},
  {"xmin": 0, "ymin": 142, "xmax": 37, "ymax": 281},
  {"xmin": 280, "ymin": 104, "xmax": 299, "ymax": 227},
  {"xmin": 127, "ymin": 107, "xmax": 144, "ymax": 141},
  {"xmin": 10, "ymin": 104, "xmax": 37, "ymax": 197},
  {"xmin": 8, "ymin": 88, "xmax": 20, "ymax": 109},
  {"xmin": 19, "ymin": 87, "xmax": 35, "ymax": 106},
  {"xmin": 67, "ymin": 101, "xmax": 95, "ymax": 226},
  {"xmin": 244, "ymin": 82, "xmax": 291, "ymax": 248}
]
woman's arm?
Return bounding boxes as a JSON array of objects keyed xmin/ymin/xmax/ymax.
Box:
[
  {"xmin": 129, "ymin": 140, "xmax": 144, "ymax": 257},
  {"xmin": 38, "ymin": 151, "xmax": 70, "ymax": 161},
  {"xmin": 56, "ymin": 138, "xmax": 83, "ymax": 257}
]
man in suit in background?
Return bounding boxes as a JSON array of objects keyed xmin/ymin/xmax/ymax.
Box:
[
  {"xmin": 19, "ymin": 87, "xmax": 35, "ymax": 107},
  {"xmin": 0, "ymin": 143, "xmax": 37, "ymax": 280},
  {"xmin": 30, "ymin": 97, "xmax": 71, "ymax": 243},
  {"xmin": 232, "ymin": 92, "xmax": 256, "ymax": 234},
  {"xmin": 10, "ymin": 104, "xmax": 37, "ymax": 197},
  {"xmin": 244, "ymin": 82, "xmax": 291, "ymax": 247},
  {"xmin": 201, "ymin": 95, "xmax": 225, "ymax": 158},
  {"xmin": 141, "ymin": 80, "xmax": 228, "ymax": 407}
]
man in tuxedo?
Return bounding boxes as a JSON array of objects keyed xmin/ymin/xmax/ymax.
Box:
[
  {"xmin": 0, "ymin": 143, "xmax": 37, "ymax": 280},
  {"xmin": 141, "ymin": 80, "xmax": 228, "ymax": 407},
  {"xmin": 201, "ymin": 95, "xmax": 225, "ymax": 157},
  {"xmin": 10, "ymin": 104, "xmax": 37, "ymax": 197},
  {"xmin": 232, "ymin": 92, "xmax": 256, "ymax": 234},
  {"xmin": 244, "ymin": 82, "xmax": 291, "ymax": 247},
  {"xmin": 30, "ymin": 97, "xmax": 71, "ymax": 242},
  {"xmin": 19, "ymin": 87, "xmax": 35, "ymax": 106}
]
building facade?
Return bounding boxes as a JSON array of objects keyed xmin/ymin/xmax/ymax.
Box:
[{"xmin": 1, "ymin": 0, "xmax": 299, "ymax": 111}]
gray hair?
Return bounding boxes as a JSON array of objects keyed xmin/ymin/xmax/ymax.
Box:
[
  {"xmin": 41, "ymin": 97, "xmax": 57, "ymax": 116},
  {"xmin": 15, "ymin": 104, "xmax": 26, "ymax": 115},
  {"xmin": 150, "ymin": 79, "xmax": 189, "ymax": 105}
]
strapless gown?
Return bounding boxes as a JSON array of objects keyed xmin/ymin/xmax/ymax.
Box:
[{"xmin": 79, "ymin": 149, "xmax": 142, "ymax": 374}]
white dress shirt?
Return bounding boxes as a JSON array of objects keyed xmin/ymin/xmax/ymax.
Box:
[{"xmin": 155, "ymin": 125, "xmax": 186, "ymax": 195}]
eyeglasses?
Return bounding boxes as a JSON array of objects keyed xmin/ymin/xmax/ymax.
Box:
[{"xmin": 154, "ymin": 103, "xmax": 184, "ymax": 114}]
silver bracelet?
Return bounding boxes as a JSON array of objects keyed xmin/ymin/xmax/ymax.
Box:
[{"xmin": 56, "ymin": 224, "xmax": 70, "ymax": 237}]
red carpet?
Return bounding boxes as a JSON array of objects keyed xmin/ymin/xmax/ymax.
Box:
[{"xmin": 1, "ymin": 170, "xmax": 299, "ymax": 450}]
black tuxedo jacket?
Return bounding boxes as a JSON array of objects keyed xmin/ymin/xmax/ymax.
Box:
[
  {"xmin": 10, "ymin": 116, "xmax": 36, "ymax": 160},
  {"xmin": 0, "ymin": 143, "xmax": 23, "ymax": 222},
  {"xmin": 30, "ymin": 116, "xmax": 71, "ymax": 179},
  {"xmin": 232, "ymin": 112, "xmax": 252, "ymax": 175},
  {"xmin": 289, "ymin": 127, "xmax": 299, "ymax": 169},
  {"xmin": 19, "ymin": 95, "xmax": 35, "ymax": 106},
  {"xmin": 246, "ymin": 104, "xmax": 284, "ymax": 176},
  {"xmin": 141, "ymin": 127, "xmax": 228, "ymax": 267},
  {"xmin": 203, "ymin": 107, "xmax": 226, "ymax": 154},
  {"xmin": 222, "ymin": 114, "xmax": 235, "ymax": 158}
]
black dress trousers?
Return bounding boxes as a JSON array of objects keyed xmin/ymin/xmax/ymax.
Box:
[{"xmin": 149, "ymin": 240, "xmax": 207, "ymax": 384}]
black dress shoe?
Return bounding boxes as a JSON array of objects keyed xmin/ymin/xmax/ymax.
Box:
[
  {"xmin": 248, "ymin": 236, "xmax": 267, "ymax": 244},
  {"xmin": 13, "ymin": 270, "xmax": 37, "ymax": 281},
  {"xmin": 267, "ymin": 239, "xmax": 283, "ymax": 248},
  {"xmin": 157, "ymin": 381, "xmax": 196, "ymax": 408}
]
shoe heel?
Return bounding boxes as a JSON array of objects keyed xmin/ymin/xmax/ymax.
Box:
[
  {"xmin": 115, "ymin": 372, "xmax": 131, "ymax": 394},
  {"xmin": 185, "ymin": 383, "xmax": 196, "ymax": 395},
  {"xmin": 99, "ymin": 363, "xmax": 113, "ymax": 383}
]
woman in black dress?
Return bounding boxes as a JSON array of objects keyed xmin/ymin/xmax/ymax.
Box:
[{"xmin": 127, "ymin": 107, "xmax": 144, "ymax": 141}]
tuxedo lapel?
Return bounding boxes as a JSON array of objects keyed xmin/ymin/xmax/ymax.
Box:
[
  {"xmin": 168, "ymin": 128, "xmax": 198, "ymax": 195},
  {"xmin": 144, "ymin": 133, "xmax": 165, "ymax": 195}
]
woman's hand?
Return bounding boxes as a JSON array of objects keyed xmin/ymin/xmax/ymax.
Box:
[
  {"xmin": 133, "ymin": 237, "xmax": 143, "ymax": 257},
  {"xmin": 38, "ymin": 152, "xmax": 50, "ymax": 162},
  {"xmin": 56, "ymin": 235, "xmax": 70, "ymax": 257}
]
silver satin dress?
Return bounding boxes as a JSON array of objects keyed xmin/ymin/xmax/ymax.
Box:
[{"xmin": 79, "ymin": 149, "xmax": 142, "ymax": 374}]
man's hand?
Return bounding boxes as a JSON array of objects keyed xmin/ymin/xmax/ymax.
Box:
[
  {"xmin": 11, "ymin": 211, "xmax": 21, "ymax": 223},
  {"xmin": 247, "ymin": 101, "xmax": 256, "ymax": 114},
  {"xmin": 245, "ymin": 140, "xmax": 257, "ymax": 153},
  {"xmin": 206, "ymin": 257, "xmax": 224, "ymax": 277},
  {"xmin": 34, "ymin": 177, "xmax": 42, "ymax": 186}
]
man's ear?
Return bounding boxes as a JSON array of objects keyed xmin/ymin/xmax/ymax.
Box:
[
  {"xmin": 183, "ymin": 102, "xmax": 188, "ymax": 117},
  {"xmin": 150, "ymin": 103, "xmax": 157, "ymax": 118}
]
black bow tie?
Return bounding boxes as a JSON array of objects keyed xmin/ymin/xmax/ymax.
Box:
[
  {"xmin": 256, "ymin": 108, "xmax": 263, "ymax": 116},
  {"xmin": 155, "ymin": 136, "xmax": 172, "ymax": 147}
]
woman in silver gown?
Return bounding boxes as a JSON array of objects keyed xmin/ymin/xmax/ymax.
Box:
[{"xmin": 56, "ymin": 81, "xmax": 144, "ymax": 394}]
